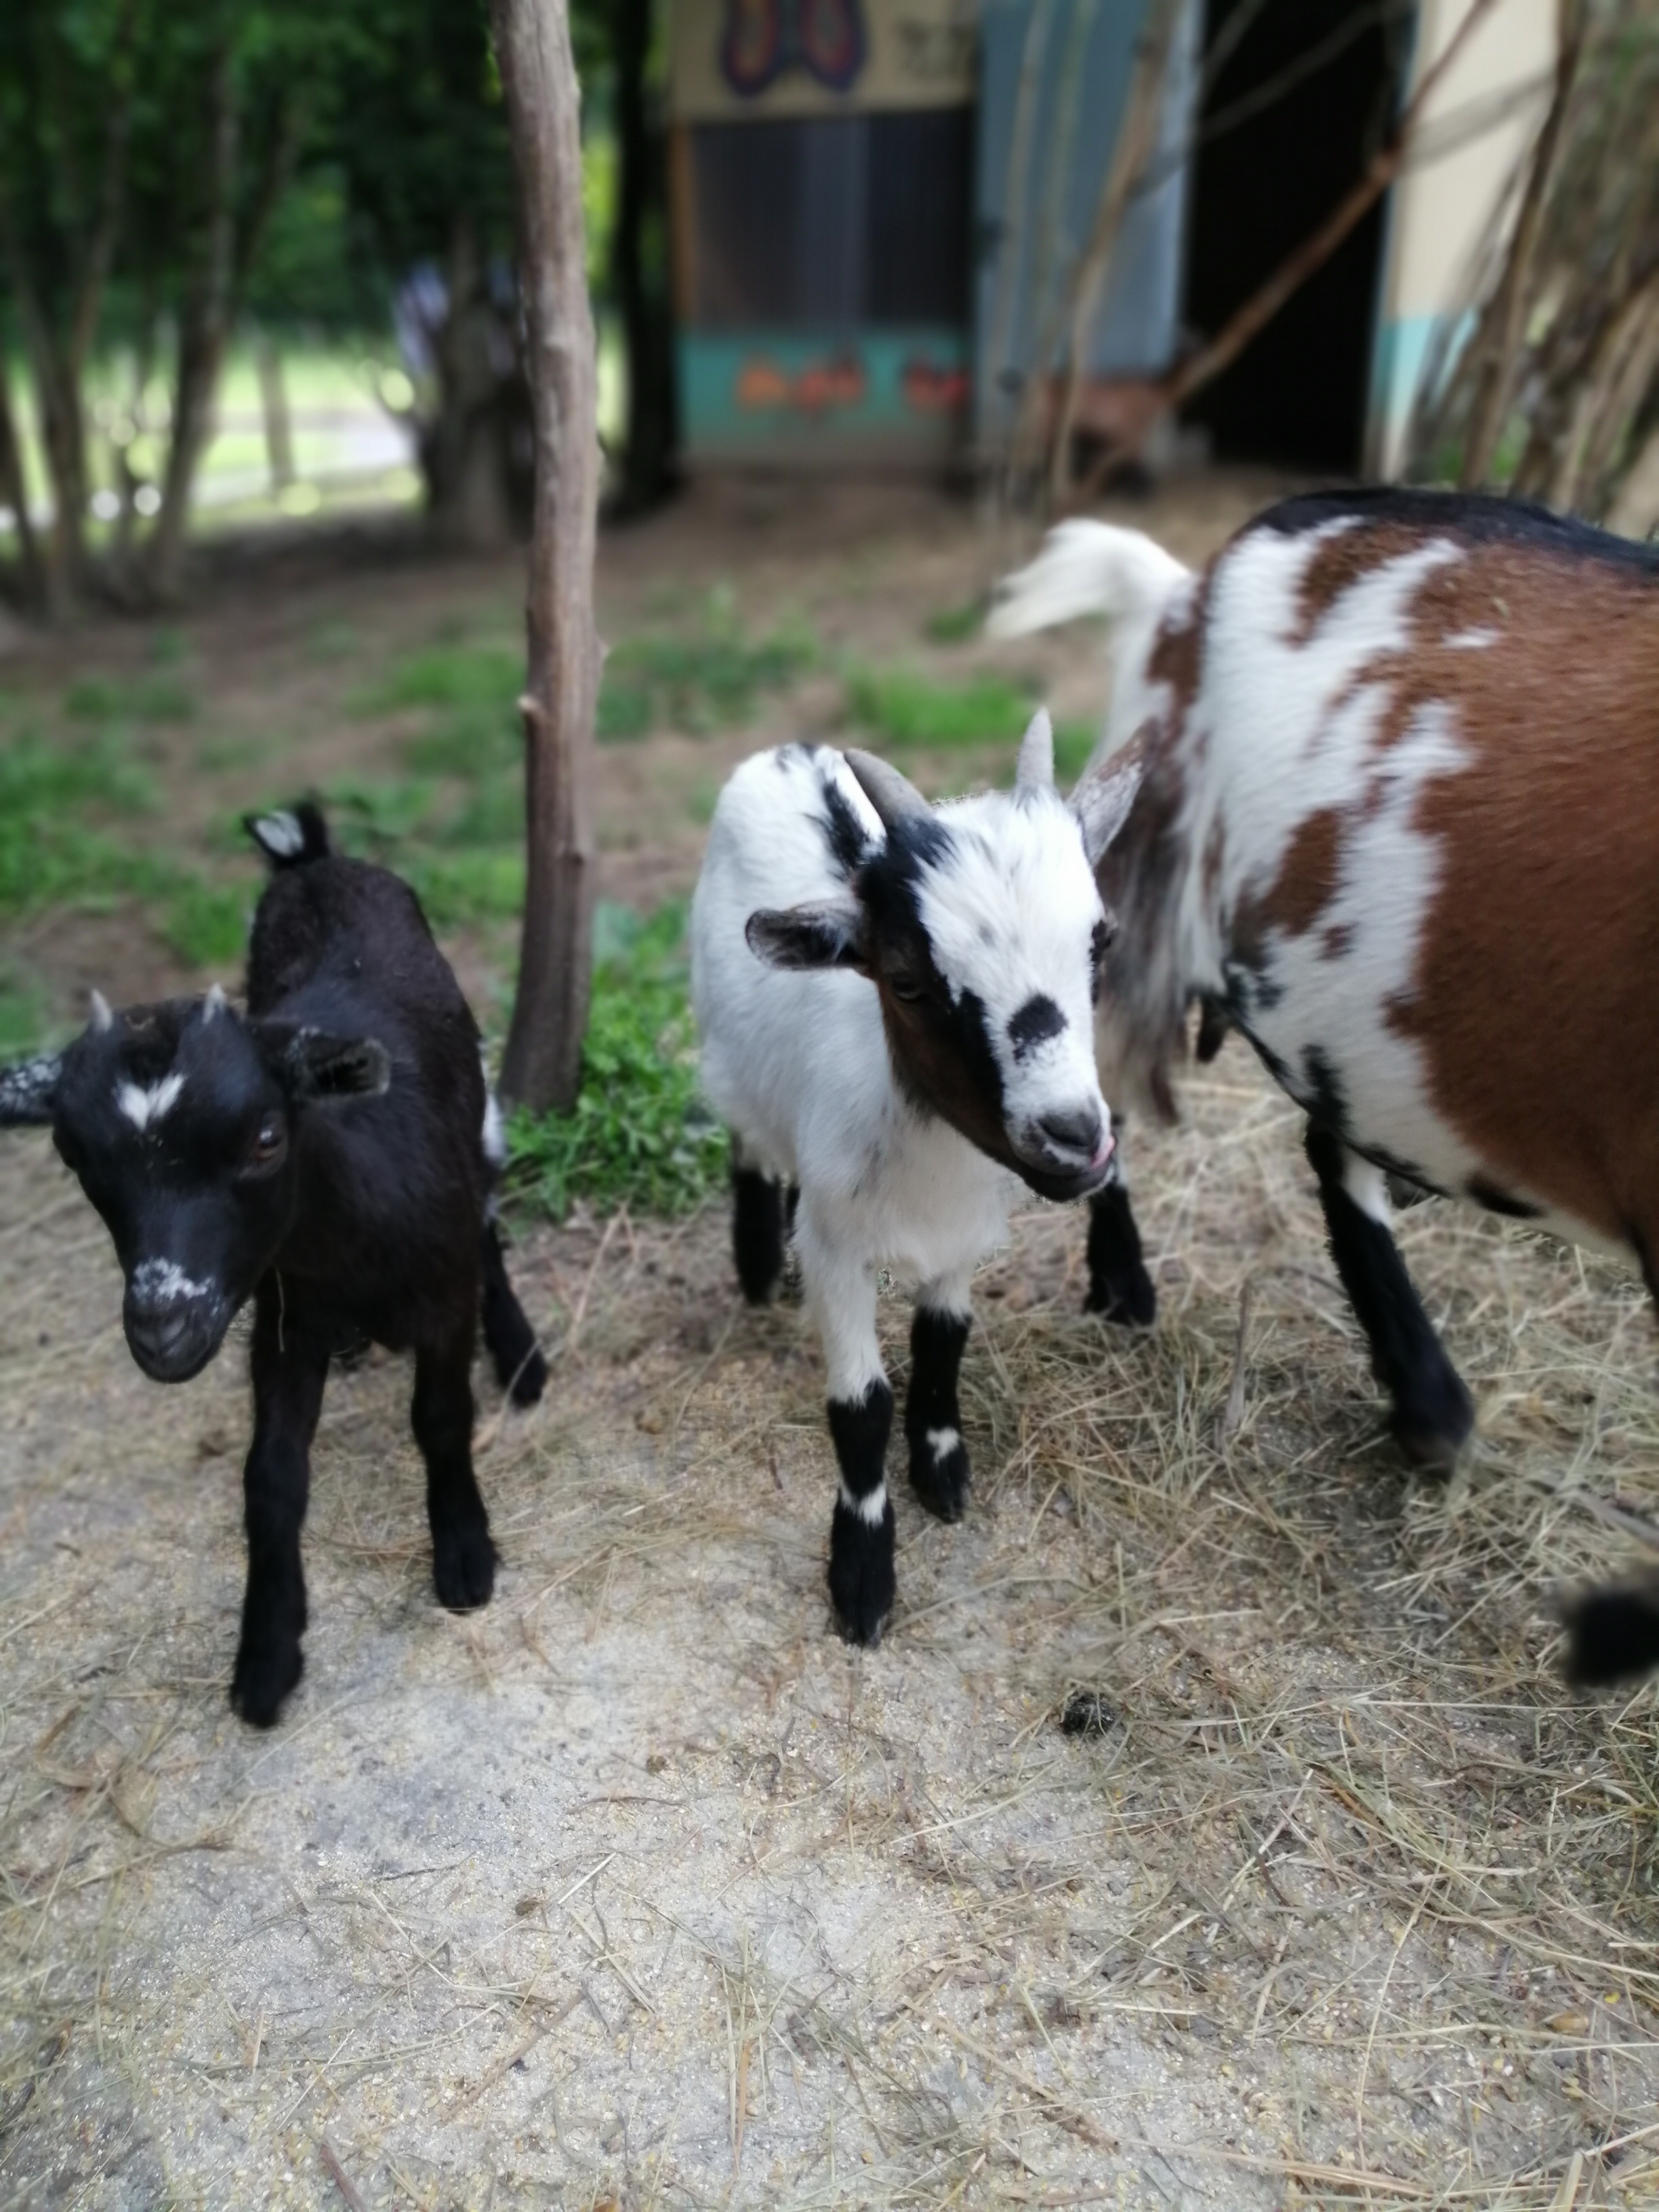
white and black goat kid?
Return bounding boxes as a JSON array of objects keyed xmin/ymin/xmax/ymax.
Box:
[
  {"xmin": 991, "ymin": 488, "xmax": 1659, "ymax": 1684},
  {"xmin": 690, "ymin": 716, "xmax": 1142, "ymax": 1643},
  {"xmin": 0, "ymin": 802, "xmax": 546, "ymax": 1725}
]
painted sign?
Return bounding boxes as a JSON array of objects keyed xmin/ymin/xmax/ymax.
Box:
[
  {"xmin": 671, "ymin": 0, "xmax": 975, "ymax": 121},
  {"xmin": 680, "ymin": 330, "xmax": 970, "ymax": 460}
]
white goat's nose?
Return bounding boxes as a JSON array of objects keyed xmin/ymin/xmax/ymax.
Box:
[{"xmin": 1038, "ymin": 1103, "xmax": 1104, "ymax": 1158}]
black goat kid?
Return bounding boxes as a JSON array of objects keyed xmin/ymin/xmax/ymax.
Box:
[{"xmin": 0, "ymin": 804, "xmax": 547, "ymax": 1725}]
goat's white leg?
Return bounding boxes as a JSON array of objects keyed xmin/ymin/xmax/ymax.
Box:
[
  {"xmin": 905, "ymin": 1267, "xmax": 973, "ymax": 1521},
  {"xmin": 800, "ymin": 1214, "xmax": 894, "ymax": 1645}
]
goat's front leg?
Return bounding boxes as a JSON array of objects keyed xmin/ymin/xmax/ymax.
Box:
[
  {"xmin": 232, "ymin": 1277, "xmax": 329, "ymax": 1727},
  {"xmin": 906, "ymin": 1271, "xmax": 972, "ymax": 1521},
  {"xmin": 802, "ymin": 1223, "xmax": 893, "ymax": 1645},
  {"xmin": 1305, "ymin": 1123, "xmax": 1473, "ymax": 1470},
  {"xmin": 413, "ymin": 1323, "xmax": 496, "ymax": 1610},
  {"xmin": 1084, "ymin": 1128, "xmax": 1156, "ymax": 1324}
]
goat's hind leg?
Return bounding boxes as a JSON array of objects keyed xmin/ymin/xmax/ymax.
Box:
[
  {"xmin": 731, "ymin": 1134, "xmax": 789, "ymax": 1305},
  {"xmin": 413, "ymin": 1324, "xmax": 496, "ymax": 1610},
  {"xmin": 480, "ymin": 1219, "xmax": 547, "ymax": 1405},
  {"xmin": 1305, "ymin": 1123, "xmax": 1473, "ymax": 1470},
  {"xmin": 906, "ymin": 1273, "xmax": 972, "ymax": 1521},
  {"xmin": 233, "ymin": 1278, "xmax": 329, "ymax": 1727}
]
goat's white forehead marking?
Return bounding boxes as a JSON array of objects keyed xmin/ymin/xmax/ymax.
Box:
[
  {"xmin": 253, "ymin": 810, "xmax": 306, "ymax": 858},
  {"xmin": 129, "ymin": 1256, "xmax": 213, "ymax": 1305},
  {"xmin": 116, "ymin": 1071, "xmax": 185, "ymax": 1132}
]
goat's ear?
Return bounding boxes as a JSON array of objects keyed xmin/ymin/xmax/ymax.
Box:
[
  {"xmin": 254, "ymin": 1023, "xmax": 392, "ymax": 1103},
  {"xmin": 0, "ymin": 1051, "xmax": 63, "ymax": 1128},
  {"xmin": 1071, "ymin": 726, "xmax": 1148, "ymax": 868},
  {"xmin": 745, "ymin": 899, "xmax": 871, "ymax": 975}
]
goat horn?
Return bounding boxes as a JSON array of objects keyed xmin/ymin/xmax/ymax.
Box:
[
  {"xmin": 843, "ymin": 749, "xmax": 930, "ymax": 835},
  {"xmin": 1015, "ymin": 707, "xmax": 1055, "ymax": 792},
  {"xmin": 89, "ymin": 989, "xmax": 113, "ymax": 1033}
]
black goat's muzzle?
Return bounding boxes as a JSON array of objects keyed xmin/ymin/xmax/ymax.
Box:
[{"xmin": 122, "ymin": 1266, "xmax": 229, "ymax": 1383}]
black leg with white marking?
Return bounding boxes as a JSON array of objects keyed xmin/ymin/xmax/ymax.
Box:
[
  {"xmin": 232, "ymin": 1278, "xmax": 329, "ymax": 1727},
  {"xmin": 1305, "ymin": 1122, "xmax": 1474, "ymax": 1471},
  {"xmin": 1084, "ymin": 1176, "xmax": 1156, "ymax": 1325},
  {"xmin": 826, "ymin": 1380, "xmax": 896, "ymax": 1645},
  {"xmin": 905, "ymin": 1303, "xmax": 971, "ymax": 1521},
  {"xmin": 413, "ymin": 1326, "xmax": 497, "ymax": 1610},
  {"xmin": 732, "ymin": 1139, "xmax": 786, "ymax": 1305},
  {"xmin": 480, "ymin": 1221, "xmax": 547, "ymax": 1404}
]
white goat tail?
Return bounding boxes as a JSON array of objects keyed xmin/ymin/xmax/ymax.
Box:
[{"xmin": 987, "ymin": 520, "xmax": 1190, "ymax": 642}]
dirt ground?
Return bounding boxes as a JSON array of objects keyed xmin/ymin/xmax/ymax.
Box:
[{"xmin": 1, "ymin": 477, "xmax": 1657, "ymax": 2210}]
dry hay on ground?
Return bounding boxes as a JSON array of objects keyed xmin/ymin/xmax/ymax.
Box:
[{"xmin": 0, "ymin": 1047, "xmax": 1656, "ymax": 2211}]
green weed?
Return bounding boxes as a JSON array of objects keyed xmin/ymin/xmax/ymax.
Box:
[
  {"xmin": 845, "ymin": 664, "xmax": 1038, "ymax": 750},
  {"xmin": 924, "ymin": 597, "xmax": 987, "ymax": 645},
  {"xmin": 359, "ymin": 642, "xmax": 525, "ymax": 775},
  {"xmin": 600, "ymin": 596, "xmax": 815, "ymax": 739},
  {"xmin": 504, "ymin": 901, "xmax": 726, "ymax": 1222},
  {"xmin": 405, "ymin": 849, "xmax": 526, "ymax": 929},
  {"xmin": 0, "ymin": 734, "xmax": 161, "ymax": 912},
  {"xmin": 162, "ymin": 880, "xmax": 251, "ymax": 968},
  {"xmin": 0, "ymin": 967, "xmax": 47, "ymax": 1057},
  {"xmin": 64, "ymin": 673, "xmax": 197, "ymax": 725},
  {"xmin": 1054, "ymin": 719, "xmax": 1098, "ymax": 783}
]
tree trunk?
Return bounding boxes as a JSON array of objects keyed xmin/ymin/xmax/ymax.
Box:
[
  {"xmin": 613, "ymin": 0, "xmax": 678, "ymax": 512},
  {"xmin": 253, "ymin": 326, "xmax": 295, "ymax": 491},
  {"xmin": 489, "ymin": 0, "xmax": 600, "ymax": 1114},
  {"xmin": 0, "ymin": 365, "xmax": 45, "ymax": 614},
  {"xmin": 146, "ymin": 45, "xmax": 241, "ymax": 603}
]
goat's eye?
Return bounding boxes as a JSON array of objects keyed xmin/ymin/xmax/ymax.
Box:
[
  {"xmin": 887, "ymin": 974, "xmax": 926, "ymax": 1005},
  {"xmin": 247, "ymin": 1120, "xmax": 286, "ymax": 1168}
]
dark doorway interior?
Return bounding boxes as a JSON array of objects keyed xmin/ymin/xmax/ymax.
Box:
[{"xmin": 1182, "ymin": 0, "xmax": 1408, "ymax": 473}]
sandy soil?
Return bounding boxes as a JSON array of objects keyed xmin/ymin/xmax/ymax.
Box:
[{"xmin": 1, "ymin": 479, "xmax": 1656, "ymax": 2209}]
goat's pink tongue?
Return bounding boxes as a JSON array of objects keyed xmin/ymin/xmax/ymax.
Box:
[{"xmin": 1092, "ymin": 1134, "xmax": 1116, "ymax": 1170}]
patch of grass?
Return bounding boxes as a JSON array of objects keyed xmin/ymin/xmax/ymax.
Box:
[
  {"xmin": 1053, "ymin": 719, "xmax": 1098, "ymax": 783},
  {"xmin": 600, "ymin": 594, "xmax": 815, "ymax": 740},
  {"xmin": 440, "ymin": 773, "xmax": 524, "ymax": 848},
  {"xmin": 0, "ymin": 966, "xmax": 47, "ymax": 1057},
  {"xmin": 359, "ymin": 642, "xmax": 526, "ymax": 776},
  {"xmin": 161, "ymin": 880, "xmax": 251, "ymax": 969},
  {"xmin": 924, "ymin": 596, "xmax": 986, "ymax": 645},
  {"xmin": 505, "ymin": 901, "xmax": 726, "ymax": 1221},
  {"xmin": 0, "ymin": 734, "xmax": 161, "ymax": 912},
  {"xmin": 405, "ymin": 849, "xmax": 526, "ymax": 929},
  {"xmin": 325, "ymin": 777, "xmax": 443, "ymax": 848},
  {"xmin": 63, "ymin": 673, "xmax": 197, "ymax": 725},
  {"xmin": 845, "ymin": 665, "xmax": 1038, "ymax": 751}
]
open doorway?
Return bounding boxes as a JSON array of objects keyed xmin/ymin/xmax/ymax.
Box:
[{"xmin": 1181, "ymin": 0, "xmax": 1410, "ymax": 474}]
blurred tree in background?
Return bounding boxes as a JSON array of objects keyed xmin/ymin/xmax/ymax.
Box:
[{"xmin": 0, "ymin": 0, "xmax": 677, "ymax": 617}]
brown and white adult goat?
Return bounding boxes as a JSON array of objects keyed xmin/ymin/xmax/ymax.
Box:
[{"xmin": 991, "ymin": 488, "xmax": 1659, "ymax": 1685}]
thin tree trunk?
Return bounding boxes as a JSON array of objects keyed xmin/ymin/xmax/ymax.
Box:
[
  {"xmin": 490, "ymin": 0, "xmax": 600, "ymax": 1113},
  {"xmin": 613, "ymin": 0, "xmax": 677, "ymax": 511},
  {"xmin": 253, "ymin": 325, "xmax": 295, "ymax": 491},
  {"xmin": 0, "ymin": 365, "xmax": 45, "ymax": 613},
  {"xmin": 147, "ymin": 45, "xmax": 240, "ymax": 602},
  {"xmin": 1459, "ymin": 0, "xmax": 1584, "ymax": 488}
]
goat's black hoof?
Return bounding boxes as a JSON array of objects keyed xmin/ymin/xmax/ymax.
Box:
[
  {"xmin": 1390, "ymin": 1367, "xmax": 1475, "ymax": 1475},
  {"xmin": 1084, "ymin": 1263, "xmax": 1157, "ymax": 1327},
  {"xmin": 908, "ymin": 1428, "xmax": 970, "ymax": 1521},
  {"xmin": 1561, "ymin": 1582, "xmax": 1659, "ymax": 1686},
  {"xmin": 508, "ymin": 1346, "xmax": 549, "ymax": 1407},
  {"xmin": 230, "ymin": 1639, "xmax": 303, "ymax": 1729},
  {"xmin": 827, "ymin": 1498, "xmax": 895, "ymax": 1646},
  {"xmin": 434, "ymin": 1521, "xmax": 497, "ymax": 1610}
]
